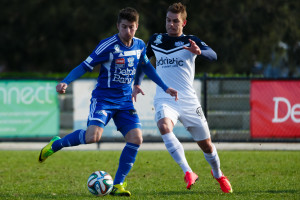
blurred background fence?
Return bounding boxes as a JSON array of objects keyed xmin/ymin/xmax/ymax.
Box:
[
  {"xmin": 203, "ymin": 76, "xmax": 251, "ymax": 142},
  {"xmin": 2, "ymin": 75, "xmax": 299, "ymax": 142}
]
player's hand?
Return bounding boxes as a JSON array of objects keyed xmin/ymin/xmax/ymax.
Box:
[
  {"xmin": 132, "ymin": 85, "xmax": 145, "ymax": 102},
  {"xmin": 166, "ymin": 88, "xmax": 178, "ymax": 101},
  {"xmin": 56, "ymin": 82, "xmax": 68, "ymax": 94},
  {"xmin": 183, "ymin": 39, "xmax": 201, "ymax": 55}
]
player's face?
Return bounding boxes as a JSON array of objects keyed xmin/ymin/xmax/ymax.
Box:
[
  {"xmin": 166, "ymin": 12, "xmax": 186, "ymax": 37},
  {"xmin": 117, "ymin": 19, "xmax": 138, "ymax": 45}
]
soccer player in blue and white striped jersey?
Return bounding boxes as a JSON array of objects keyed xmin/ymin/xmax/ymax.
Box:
[
  {"xmin": 38, "ymin": 7, "xmax": 177, "ymax": 196},
  {"xmin": 133, "ymin": 3, "xmax": 232, "ymax": 193}
]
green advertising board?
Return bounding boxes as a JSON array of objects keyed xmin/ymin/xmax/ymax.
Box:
[{"xmin": 0, "ymin": 80, "xmax": 59, "ymax": 138}]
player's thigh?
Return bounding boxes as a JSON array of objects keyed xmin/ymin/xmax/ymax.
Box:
[
  {"xmin": 178, "ymin": 99, "xmax": 211, "ymax": 141},
  {"xmin": 187, "ymin": 125, "xmax": 210, "ymax": 142},
  {"xmin": 179, "ymin": 99, "xmax": 207, "ymax": 127},
  {"xmin": 157, "ymin": 117, "xmax": 175, "ymax": 134}
]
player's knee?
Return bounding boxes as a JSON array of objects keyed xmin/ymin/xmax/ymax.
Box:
[
  {"xmin": 200, "ymin": 143, "xmax": 213, "ymax": 153},
  {"xmin": 135, "ymin": 135, "xmax": 143, "ymax": 145},
  {"xmin": 86, "ymin": 130, "xmax": 102, "ymax": 144},
  {"xmin": 90, "ymin": 135, "xmax": 101, "ymax": 143},
  {"xmin": 128, "ymin": 135, "xmax": 143, "ymax": 145},
  {"xmin": 125, "ymin": 129, "xmax": 143, "ymax": 145},
  {"xmin": 197, "ymin": 139, "xmax": 214, "ymax": 153},
  {"xmin": 158, "ymin": 123, "xmax": 172, "ymax": 134}
]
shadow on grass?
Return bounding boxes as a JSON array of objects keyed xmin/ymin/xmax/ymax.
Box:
[
  {"xmin": 145, "ymin": 189, "xmax": 300, "ymax": 196},
  {"xmin": 266, "ymin": 190, "xmax": 299, "ymax": 194},
  {"xmin": 136, "ymin": 190, "xmax": 217, "ymax": 196},
  {"xmin": 0, "ymin": 193, "xmax": 92, "ymax": 200},
  {"xmin": 233, "ymin": 189, "xmax": 299, "ymax": 195}
]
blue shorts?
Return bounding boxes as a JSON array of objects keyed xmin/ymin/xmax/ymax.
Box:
[{"xmin": 87, "ymin": 108, "xmax": 141, "ymax": 137}]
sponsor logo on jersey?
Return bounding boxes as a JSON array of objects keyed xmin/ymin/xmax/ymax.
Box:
[
  {"xmin": 156, "ymin": 57, "xmax": 184, "ymax": 68},
  {"xmin": 112, "ymin": 49, "xmax": 141, "ymax": 84},
  {"xmin": 115, "ymin": 58, "xmax": 125, "ymax": 68},
  {"xmin": 116, "ymin": 58, "xmax": 125, "ymax": 64},
  {"xmin": 113, "ymin": 66, "xmax": 136, "ymax": 84},
  {"xmin": 114, "ymin": 67, "xmax": 136, "ymax": 76},
  {"xmin": 127, "ymin": 57, "xmax": 134, "ymax": 67},
  {"xmin": 118, "ymin": 50, "xmax": 141, "ymax": 57},
  {"xmin": 114, "ymin": 44, "xmax": 122, "ymax": 53},
  {"xmin": 154, "ymin": 34, "xmax": 162, "ymax": 45},
  {"xmin": 112, "ymin": 74, "xmax": 134, "ymax": 84},
  {"xmin": 174, "ymin": 41, "xmax": 184, "ymax": 47}
]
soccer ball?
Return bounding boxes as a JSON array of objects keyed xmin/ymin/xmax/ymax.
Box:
[{"xmin": 87, "ymin": 171, "xmax": 114, "ymax": 196}]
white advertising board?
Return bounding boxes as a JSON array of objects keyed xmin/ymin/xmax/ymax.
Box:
[{"xmin": 73, "ymin": 79, "xmax": 201, "ymax": 140}]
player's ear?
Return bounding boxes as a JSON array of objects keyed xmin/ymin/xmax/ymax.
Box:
[{"xmin": 183, "ymin": 20, "xmax": 187, "ymax": 27}]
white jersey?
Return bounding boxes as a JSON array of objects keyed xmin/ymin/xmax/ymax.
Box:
[{"xmin": 146, "ymin": 33, "xmax": 217, "ymax": 100}]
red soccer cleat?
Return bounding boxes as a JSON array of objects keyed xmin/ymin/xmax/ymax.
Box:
[
  {"xmin": 184, "ymin": 171, "xmax": 199, "ymax": 189},
  {"xmin": 211, "ymin": 170, "xmax": 233, "ymax": 193}
]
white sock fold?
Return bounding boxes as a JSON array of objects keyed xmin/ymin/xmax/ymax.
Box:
[
  {"xmin": 203, "ymin": 144, "xmax": 222, "ymax": 178},
  {"xmin": 162, "ymin": 132, "xmax": 192, "ymax": 174}
]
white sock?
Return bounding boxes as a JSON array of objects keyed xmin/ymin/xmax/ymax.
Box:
[
  {"xmin": 162, "ymin": 132, "xmax": 192, "ymax": 174},
  {"xmin": 203, "ymin": 144, "xmax": 222, "ymax": 178}
]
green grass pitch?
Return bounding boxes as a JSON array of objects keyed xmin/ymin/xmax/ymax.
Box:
[{"xmin": 0, "ymin": 150, "xmax": 299, "ymax": 199}]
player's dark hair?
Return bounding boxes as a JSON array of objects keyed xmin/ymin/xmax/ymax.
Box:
[
  {"xmin": 167, "ymin": 2, "xmax": 187, "ymax": 21},
  {"xmin": 117, "ymin": 7, "xmax": 139, "ymax": 24}
]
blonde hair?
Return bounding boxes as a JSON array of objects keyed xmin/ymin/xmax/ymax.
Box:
[{"xmin": 167, "ymin": 2, "xmax": 187, "ymax": 21}]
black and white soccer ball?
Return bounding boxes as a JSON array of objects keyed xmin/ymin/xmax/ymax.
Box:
[{"xmin": 87, "ymin": 171, "xmax": 113, "ymax": 196}]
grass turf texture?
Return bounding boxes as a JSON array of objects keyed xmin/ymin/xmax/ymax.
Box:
[{"xmin": 0, "ymin": 150, "xmax": 299, "ymax": 200}]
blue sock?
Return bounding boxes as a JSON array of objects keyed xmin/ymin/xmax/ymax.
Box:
[
  {"xmin": 113, "ymin": 143, "xmax": 140, "ymax": 185},
  {"xmin": 51, "ymin": 130, "xmax": 86, "ymax": 152}
]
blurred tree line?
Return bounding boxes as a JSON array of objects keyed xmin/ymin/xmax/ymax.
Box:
[{"xmin": 0, "ymin": 0, "xmax": 299, "ymax": 76}]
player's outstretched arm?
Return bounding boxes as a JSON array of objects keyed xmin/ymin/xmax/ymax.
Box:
[
  {"xmin": 132, "ymin": 85, "xmax": 145, "ymax": 102},
  {"xmin": 57, "ymin": 63, "xmax": 89, "ymax": 94}
]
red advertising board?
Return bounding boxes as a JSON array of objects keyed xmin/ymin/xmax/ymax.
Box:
[{"xmin": 250, "ymin": 80, "xmax": 300, "ymax": 138}]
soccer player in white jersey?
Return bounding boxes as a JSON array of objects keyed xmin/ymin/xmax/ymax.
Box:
[
  {"xmin": 133, "ymin": 3, "xmax": 232, "ymax": 193},
  {"xmin": 38, "ymin": 7, "xmax": 178, "ymax": 197}
]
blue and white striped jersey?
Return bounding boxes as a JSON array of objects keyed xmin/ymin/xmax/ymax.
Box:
[
  {"xmin": 146, "ymin": 33, "xmax": 217, "ymax": 100},
  {"xmin": 81, "ymin": 34, "xmax": 148, "ymax": 109}
]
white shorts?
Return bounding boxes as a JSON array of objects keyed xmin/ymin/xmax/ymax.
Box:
[{"xmin": 154, "ymin": 98, "xmax": 211, "ymax": 141}]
